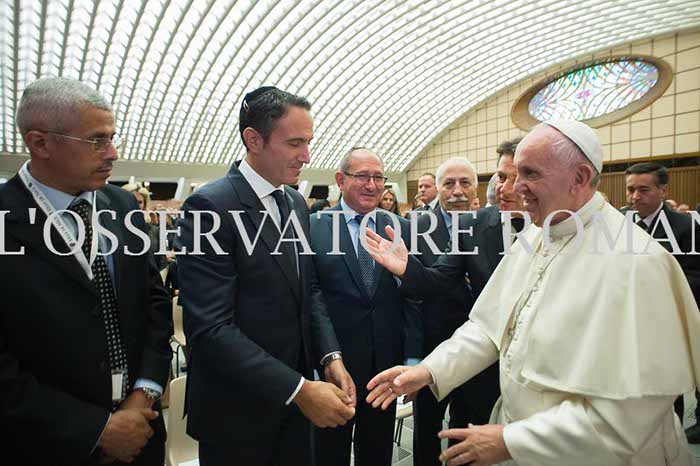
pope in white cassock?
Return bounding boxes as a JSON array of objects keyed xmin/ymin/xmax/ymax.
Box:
[{"xmin": 364, "ymin": 120, "xmax": 700, "ymax": 466}]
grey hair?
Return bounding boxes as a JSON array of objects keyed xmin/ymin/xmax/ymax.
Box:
[
  {"xmin": 486, "ymin": 172, "xmax": 499, "ymax": 204},
  {"xmin": 436, "ymin": 157, "xmax": 478, "ymax": 188},
  {"xmin": 338, "ymin": 146, "xmax": 382, "ymax": 173},
  {"xmin": 15, "ymin": 77, "xmax": 112, "ymax": 136},
  {"xmin": 526, "ymin": 123, "xmax": 600, "ymax": 187}
]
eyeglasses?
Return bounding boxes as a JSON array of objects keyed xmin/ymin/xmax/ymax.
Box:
[
  {"xmin": 48, "ymin": 132, "xmax": 122, "ymax": 152},
  {"xmin": 344, "ymin": 172, "xmax": 388, "ymax": 186}
]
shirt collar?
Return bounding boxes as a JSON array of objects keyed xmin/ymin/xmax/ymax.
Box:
[
  {"xmin": 339, "ymin": 198, "xmax": 376, "ymax": 225},
  {"xmin": 25, "ymin": 164, "xmax": 94, "ymax": 210},
  {"xmin": 239, "ymin": 158, "xmax": 284, "ymax": 200},
  {"xmin": 548, "ymin": 191, "xmax": 605, "ymax": 239},
  {"xmin": 641, "ymin": 202, "xmax": 664, "ymax": 227},
  {"xmin": 440, "ymin": 206, "xmax": 453, "ymax": 230},
  {"xmin": 428, "ymin": 197, "xmax": 439, "ymax": 209}
]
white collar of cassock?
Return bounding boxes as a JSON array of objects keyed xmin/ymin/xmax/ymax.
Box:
[{"xmin": 546, "ymin": 192, "xmax": 605, "ymax": 240}]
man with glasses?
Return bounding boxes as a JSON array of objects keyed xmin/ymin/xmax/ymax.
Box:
[
  {"xmin": 0, "ymin": 77, "xmax": 172, "ymax": 465},
  {"xmin": 309, "ymin": 147, "xmax": 422, "ymax": 466}
]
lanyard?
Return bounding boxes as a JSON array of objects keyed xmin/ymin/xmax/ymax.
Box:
[{"xmin": 18, "ymin": 161, "xmax": 98, "ymax": 279}]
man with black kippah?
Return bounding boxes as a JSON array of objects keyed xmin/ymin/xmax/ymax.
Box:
[{"xmin": 177, "ymin": 87, "xmax": 356, "ymax": 466}]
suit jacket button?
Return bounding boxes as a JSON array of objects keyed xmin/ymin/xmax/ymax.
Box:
[{"xmin": 99, "ymin": 361, "xmax": 109, "ymax": 373}]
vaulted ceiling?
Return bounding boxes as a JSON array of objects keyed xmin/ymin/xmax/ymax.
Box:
[{"xmin": 2, "ymin": 0, "xmax": 699, "ymax": 173}]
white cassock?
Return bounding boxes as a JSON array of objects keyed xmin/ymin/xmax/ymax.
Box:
[{"xmin": 421, "ymin": 192, "xmax": 700, "ymax": 466}]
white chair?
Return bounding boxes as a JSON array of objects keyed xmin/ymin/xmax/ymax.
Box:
[
  {"xmin": 394, "ymin": 398, "xmax": 413, "ymax": 446},
  {"xmin": 171, "ymin": 297, "xmax": 187, "ymax": 376},
  {"xmin": 165, "ymin": 376, "xmax": 198, "ymax": 466}
]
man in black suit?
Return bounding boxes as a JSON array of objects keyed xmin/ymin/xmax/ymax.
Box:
[
  {"xmin": 625, "ymin": 162, "xmax": 700, "ymax": 439},
  {"xmin": 177, "ymin": 87, "xmax": 355, "ymax": 466},
  {"xmin": 310, "ymin": 147, "xmax": 422, "ymax": 466},
  {"xmin": 410, "ymin": 157, "xmax": 484, "ymax": 466},
  {"xmin": 418, "ymin": 173, "xmax": 439, "ymax": 211},
  {"xmin": 361, "ymin": 138, "xmax": 524, "ymax": 464},
  {"xmin": 0, "ymin": 77, "xmax": 172, "ymax": 465}
]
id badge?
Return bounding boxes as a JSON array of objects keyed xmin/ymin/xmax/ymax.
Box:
[{"xmin": 111, "ymin": 369, "xmax": 127, "ymax": 402}]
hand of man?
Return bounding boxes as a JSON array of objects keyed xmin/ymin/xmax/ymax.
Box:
[
  {"xmin": 438, "ymin": 424, "xmax": 511, "ymax": 466},
  {"xmin": 294, "ymin": 380, "xmax": 356, "ymax": 428},
  {"xmin": 366, "ymin": 365, "xmax": 433, "ymax": 410},
  {"xmin": 324, "ymin": 359, "xmax": 357, "ymax": 407},
  {"xmin": 98, "ymin": 408, "xmax": 158, "ymax": 463},
  {"xmin": 364, "ymin": 226, "xmax": 409, "ymax": 277}
]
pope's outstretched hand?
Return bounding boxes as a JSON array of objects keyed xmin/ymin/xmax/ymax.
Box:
[
  {"xmin": 365, "ymin": 365, "xmax": 433, "ymax": 411},
  {"xmin": 363, "ymin": 226, "xmax": 410, "ymax": 277}
]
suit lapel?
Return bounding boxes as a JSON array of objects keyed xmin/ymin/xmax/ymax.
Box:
[
  {"xmin": 484, "ymin": 207, "xmax": 504, "ymax": 270},
  {"xmin": 3, "ymin": 176, "xmax": 97, "ymax": 294},
  {"xmin": 227, "ymin": 165, "xmax": 301, "ymax": 301}
]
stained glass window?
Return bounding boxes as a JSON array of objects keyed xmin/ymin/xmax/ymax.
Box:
[{"xmin": 528, "ymin": 60, "xmax": 659, "ymax": 122}]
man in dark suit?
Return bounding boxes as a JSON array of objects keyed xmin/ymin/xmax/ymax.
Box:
[
  {"xmin": 362, "ymin": 138, "xmax": 524, "ymax": 464},
  {"xmin": 177, "ymin": 87, "xmax": 355, "ymax": 466},
  {"xmin": 309, "ymin": 147, "xmax": 422, "ymax": 466},
  {"xmin": 411, "ymin": 157, "xmax": 494, "ymax": 466},
  {"xmin": 0, "ymin": 77, "xmax": 172, "ymax": 465},
  {"xmin": 418, "ymin": 173, "xmax": 439, "ymax": 211},
  {"xmin": 625, "ymin": 162, "xmax": 700, "ymax": 439}
]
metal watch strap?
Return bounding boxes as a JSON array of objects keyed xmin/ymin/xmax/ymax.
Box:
[{"xmin": 320, "ymin": 351, "xmax": 342, "ymax": 366}]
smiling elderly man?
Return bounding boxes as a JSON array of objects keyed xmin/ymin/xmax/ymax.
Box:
[{"xmin": 363, "ymin": 120, "xmax": 700, "ymax": 466}]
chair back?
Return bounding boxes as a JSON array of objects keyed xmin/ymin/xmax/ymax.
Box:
[
  {"xmin": 165, "ymin": 376, "xmax": 198, "ymax": 466},
  {"xmin": 172, "ymin": 297, "xmax": 186, "ymax": 347}
]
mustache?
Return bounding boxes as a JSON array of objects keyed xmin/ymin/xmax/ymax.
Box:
[{"xmin": 446, "ymin": 196, "xmax": 469, "ymax": 204}]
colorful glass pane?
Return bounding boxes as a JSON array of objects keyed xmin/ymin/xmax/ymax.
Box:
[{"xmin": 528, "ymin": 60, "xmax": 659, "ymax": 121}]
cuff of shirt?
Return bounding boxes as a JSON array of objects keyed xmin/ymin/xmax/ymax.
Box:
[
  {"xmin": 285, "ymin": 377, "xmax": 305, "ymax": 405},
  {"xmin": 404, "ymin": 357, "xmax": 422, "ymax": 366},
  {"xmin": 133, "ymin": 378, "xmax": 163, "ymax": 395},
  {"xmin": 91, "ymin": 413, "xmax": 111, "ymax": 455}
]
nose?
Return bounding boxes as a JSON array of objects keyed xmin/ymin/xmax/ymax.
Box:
[
  {"xmin": 513, "ymin": 176, "xmax": 526, "ymax": 195},
  {"xmin": 453, "ymin": 183, "xmax": 464, "ymax": 196},
  {"xmin": 104, "ymin": 144, "xmax": 119, "ymax": 161},
  {"xmin": 299, "ymin": 145, "xmax": 310, "ymax": 164}
]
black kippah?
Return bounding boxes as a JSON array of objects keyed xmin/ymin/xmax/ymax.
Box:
[{"xmin": 242, "ymin": 86, "xmax": 279, "ymax": 112}]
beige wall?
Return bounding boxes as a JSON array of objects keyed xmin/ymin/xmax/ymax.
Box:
[{"xmin": 407, "ymin": 28, "xmax": 700, "ymax": 179}]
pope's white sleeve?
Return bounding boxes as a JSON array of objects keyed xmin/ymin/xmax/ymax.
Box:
[
  {"xmin": 503, "ymin": 394, "xmax": 678, "ymax": 466},
  {"xmin": 421, "ymin": 321, "xmax": 498, "ymax": 401}
]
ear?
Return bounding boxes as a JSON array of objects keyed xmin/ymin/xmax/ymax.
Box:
[
  {"xmin": 23, "ymin": 131, "xmax": 52, "ymax": 160},
  {"xmin": 335, "ymin": 171, "xmax": 345, "ymax": 190},
  {"xmin": 573, "ymin": 163, "xmax": 594, "ymax": 190},
  {"xmin": 660, "ymin": 184, "xmax": 668, "ymax": 198},
  {"xmin": 242, "ymin": 127, "xmax": 264, "ymax": 154}
]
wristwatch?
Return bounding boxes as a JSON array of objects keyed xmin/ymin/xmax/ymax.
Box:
[
  {"xmin": 320, "ymin": 351, "xmax": 343, "ymax": 366},
  {"xmin": 137, "ymin": 387, "xmax": 161, "ymax": 402}
]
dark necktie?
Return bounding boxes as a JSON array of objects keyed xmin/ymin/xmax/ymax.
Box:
[
  {"xmin": 637, "ymin": 219, "xmax": 650, "ymax": 233},
  {"xmin": 355, "ymin": 215, "xmax": 377, "ymax": 297},
  {"xmin": 271, "ymin": 190, "xmax": 298, "ymax": 275},
  {"xmin": 69, "ymin": 199, "xmax": 128, "ymax": 407}
]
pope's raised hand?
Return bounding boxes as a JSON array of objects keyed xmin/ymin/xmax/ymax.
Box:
[
  {"xmin": 363, "ymin": 226, "xmax": 409, "ymax": 277},
  {"xmin": 365, "ymin": 365, "xmax": 433, "ymax": 411}
]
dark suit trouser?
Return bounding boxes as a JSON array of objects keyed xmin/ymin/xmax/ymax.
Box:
[
  {"xmin": 317, "ymin": 387, "xmax": 396, "ymax": 466},
  {"xmin": 413, "ymin": 385, "xmax": 474, "ymax": 466},
  {"xmin": 199, "ymin": 405, "xmax": 313, "ymax": 466},
  {"xmin": 413, "ymin": 370, "xmax": 499, "ymax": 466}
]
